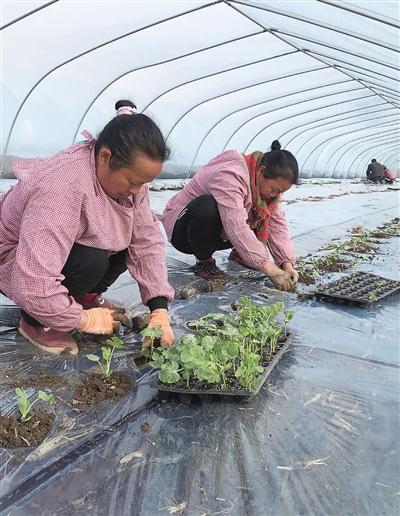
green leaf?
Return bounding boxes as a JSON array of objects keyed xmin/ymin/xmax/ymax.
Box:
[
  {"xmin": 101, "ymin": 347, "xmax": 112, "ymax": 361},
  {"xmin": 141, "ymin": 326, "xmax": 163, "ymax": 339},
  {"xmin": 15, "ymin": 387, "xmax": 27, "ymax": 399},
  {"xmin": 86, "ymin": 354, "xmax": 100, "ymax": 362},
  {"xmin": 181, "ymin": 334, "xmax": 198, "ymax": 347},
  {"xmin": 38, "ymin": 391, "xmax": 54, "ymax": 403},
  {"xmin": 106, "ymin": 336, "xmax": 124, "ymax": 348}
]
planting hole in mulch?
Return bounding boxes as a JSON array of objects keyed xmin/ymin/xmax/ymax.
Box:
[
  {"xmin": 73, "ymin": 372, "xmax": 132, "ymax": 409},
  {"xmin": 298, "ymin": 271, "xmax": 316, "ymax": 285},
  {"xmin": 0, "ymin": 411, "xmax": 54, "ymax": 448},
  {"xmin": 10, "ymin": 374, "xmax": 68, "ymax": 390}
]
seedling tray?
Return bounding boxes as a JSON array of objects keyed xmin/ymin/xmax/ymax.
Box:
[
  {"xmin": 315, "ymin": 272, "xmax": 400, "ymax": 306},
  {"xmin": 152, "ymin": 334, "xmax": 293, "ymax": 397}
]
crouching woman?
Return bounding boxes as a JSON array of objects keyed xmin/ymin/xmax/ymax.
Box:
[
  {"xmin": 0, "ymin": 100, "xmax": 174, "ymax": 354},
  {"xmin": 161, "ymin": 148, "xmax": 299, "ymax": 291}
]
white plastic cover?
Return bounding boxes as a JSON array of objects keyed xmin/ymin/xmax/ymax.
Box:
[{"xmin": 1, "ymin": 0, "xmax": 399, "ymax": 177}]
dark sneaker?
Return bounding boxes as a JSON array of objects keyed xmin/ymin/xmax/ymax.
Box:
[
  {"xmin": 19, "ymin": 320, "xmax": 78, "ymax": 355},
  {"xmin": 192, "ymin": 258, "xmax": 227, "ymax": 280},
  {"xmin": 77, "ymin": 293, "xmax": 119, "ymax": 311}
]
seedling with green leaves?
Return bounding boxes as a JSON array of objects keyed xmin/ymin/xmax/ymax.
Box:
[
  {"xmin": 146, "ymin": 297, "xmax": 294, "ymax": 392},
  {"xmin": 86, "ymin": 336, "xmax": 124, "ymax": 379},
  {"xmin": 15, "ymin": 387, "xmax": 54, "ymax": 423}
]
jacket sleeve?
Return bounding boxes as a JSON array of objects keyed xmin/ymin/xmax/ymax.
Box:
[
  {"xmin": 127, "ymin": 186, "xmax": 174, "ymax": 305},
  {"xmin": 11, "ymin": 183, "xmax": 83, "ymax": 331},
  {"xmin": 207, "ymin": 167, "xmax": 271, "ymax": 270},
  {"xmin": 267, "ymin": 204, "xmax": 295, "ymax": 266}
]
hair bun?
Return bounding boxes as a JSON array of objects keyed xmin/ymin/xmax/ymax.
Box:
[
  {"xmin": 115, "ymin": 99, "xmax": 137, "ymax": 116},
  {"xmin": 271, "ymin": 140, "xmax": 281, "ymax": 151}
]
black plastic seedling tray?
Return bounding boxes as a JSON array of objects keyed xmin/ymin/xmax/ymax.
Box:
[
  {"xmin": 152, "ymin": 334, "xmax": 293, "ymax": 397},
  {"xmin": 315, "ymin": 272, "xmax": 400, "ymax": 306}
]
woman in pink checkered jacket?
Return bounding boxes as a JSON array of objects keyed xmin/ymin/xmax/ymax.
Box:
[{"xmin": 0, "ymin": 100, "xmax": 174, "ymax": 355}]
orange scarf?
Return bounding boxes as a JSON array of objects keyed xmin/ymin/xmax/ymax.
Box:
[{"xmin": 245, "ymin": 151, "xmax": 279, "ymax": 244}]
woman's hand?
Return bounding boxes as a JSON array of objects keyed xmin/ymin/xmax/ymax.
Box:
[
  {"xmin": 281, "ymin": 262, "xmax": 299, "ymax": 284},
  {"xmin": 77, "ymin": 308, "xmax": 120, "ymax": 335},
  {"xmin": 261, "ymin": 261, "xmax": 295, "ymax": 291},
  {"xmin": 143, "ymin": 309, "xmax": 175, "ymax": 348}
]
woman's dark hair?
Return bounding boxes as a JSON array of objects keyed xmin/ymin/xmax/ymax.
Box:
[
  {"xmin": 271, "ymin": 139, "xmax": 281, "ymax": 151},
  {"xmin": 95, "ymin": 100, "xmax": 170, "ymax": 169},
  {"xmin": 261, "ymin": 149, "xmax": 299, "ymax": 185}
]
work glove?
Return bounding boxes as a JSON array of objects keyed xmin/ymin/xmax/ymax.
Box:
[
  {"xmin": 77, "ymin": 308, "xmax": 120, "ymax": 335},
  {"xmin": 268, "ymin": 270, "xmax": 295, "ymax": 291},
  {"xmin": 143, "ymin": 309, "xmax": 175, "ymax": 348}
]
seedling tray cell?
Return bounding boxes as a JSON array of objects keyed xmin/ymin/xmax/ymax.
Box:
[
  {"xmin": 315, "ymin": 272, "xmax": 400, "ymax": 306},
  {"xmin": 152, "ymin": 335, "xmax": 293, "ymax": 397}
]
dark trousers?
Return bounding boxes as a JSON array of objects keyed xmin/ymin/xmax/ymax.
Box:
[
  {"xmin": 22, "ymin": 244, "xmax": 127, "ymax": 327},
  {"xmin": 171, "ymin": 195, "xmax": 232, "ymax": 261},
  {"xmin": 369, "ymin": 176, "xmax": 385, "ymax": 184}
]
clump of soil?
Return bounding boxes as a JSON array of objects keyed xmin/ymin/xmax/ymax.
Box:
[
  {"xmin": 317, "ymin": 261, "xmax": 349, "ymax": 273},
  {"xmin": 0, "ymin": 411, "xmax": 54, "ymax": 448},
  {"xmin": 349, "ymin": 243, "xmax": 378, "ymax": 254},
  {"xmin": 74, "ymin": 332, "xmax": 107, "ymax": 349},
  {"xmin": 298, "ymin": 271, "xmax": 317, "ymax": 285},
  {"xmin": 131, "ymin": 313, "xmax": 150, "ymax": 333},
  {"xmin": 296, "ymin": 291, "xmax": 314, "ymax": 301},
  {"xmin": 206, "ymin": 279, "xmax": 228, "ymax": 292},
  {"xmin": 178, "ymin": 285, "xmax": 199, "ymax": 299},
  {"xmin": 351, "ymin": 226, "xmax": 364, "ymax": 234},
  {"xmin": 141, "ymin": 421, "xmax": 151, "ymax": 432},
  {"xmin": 10, "ymin": 374, "xmax": 68, "ymax": 390},
  {"xmin": 73, "ymin": 372, "xmax": 132, "ymax": 409}
]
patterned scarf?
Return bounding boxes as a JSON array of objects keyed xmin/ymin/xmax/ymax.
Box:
[{"xmin": 245, "ymin": 151, "xmax": 279, "ymax": 245}]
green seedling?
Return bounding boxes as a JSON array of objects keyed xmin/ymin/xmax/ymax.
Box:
[
  {"xmin": 368, "ymin": 290, "xmax": 378, "ymax": 303},
  {"xmin": 15, "ymin": 387, "xmax": 54, "ymax": 423},
  {"xmin": 147, "ymin": 297, "xmax": 294, "ymax": 391},
  {"xmin": 86, "ymin": 336, "xmax": 124, "ymax": 379},
  {"xmin": 141, "ymin": 326, "xmax": 163, "ymax": 342},
  {"xmin": 140, "ymin": 326, "xmax": 163, "ymax": 358}
]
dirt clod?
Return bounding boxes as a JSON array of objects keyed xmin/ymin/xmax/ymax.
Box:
[
  {"xmin": 298, "ymin": 271, "xmax": 316, "ymax": 285},
  {"xmin": 131, "ymin": 313, "xmax": 151, "ymax": 333},
  {"xmin": 141, "ymin": 421, "xmax": 151, "ymax": 432},
  {"xmin": 178, "ymin": 285, "xmax": 199, "ymax": 299}
]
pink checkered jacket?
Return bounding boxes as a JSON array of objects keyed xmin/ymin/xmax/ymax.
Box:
[
  {"xmin": 0, "ymin": 134, "xmax": 174, "ymax": 331},
  {"xmin": 162, "ymin": 150, "xmax": 295, "ymax": 270}
]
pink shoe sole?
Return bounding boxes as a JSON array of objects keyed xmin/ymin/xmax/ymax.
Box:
[{"xmin": 19, "ymin": 326, "xmax": 78, "ymax": 356}]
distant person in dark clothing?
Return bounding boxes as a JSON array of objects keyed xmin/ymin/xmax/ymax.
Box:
[
  {"xmin": 271, "ymin": 140, "xmax": 281, "ymax": 151},
  {"xmin": 366, "ymin": 159, "xmax": 385, "ymax": 183}
]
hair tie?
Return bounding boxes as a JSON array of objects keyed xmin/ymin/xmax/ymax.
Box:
[{"xmin": 116, "ymin": 106, "xmax": 137, "ymax": 116}]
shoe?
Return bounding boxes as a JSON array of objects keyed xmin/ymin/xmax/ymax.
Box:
[
  {"xmin": 19, "ymin": 320, "xmax": 78, "ymax": 355},
  {"xmin": 192, "ymin": 258, "xmax": 227, "ymax": 280},
  {"xmin": 228, "ymin": 249, "xmax": 254, "ymax": 269},
  {"xmin": 77, "ymin": 293, "xmax": 119, "ymax": 311}
]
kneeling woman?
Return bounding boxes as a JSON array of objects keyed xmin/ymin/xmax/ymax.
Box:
[
  {"xmin": 0, "ymin": 100, "xmax": 174, "ymax": 354},
  {"xmin": 162, "ymin": 147, "xmax": 298, "ymax": 291}
]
